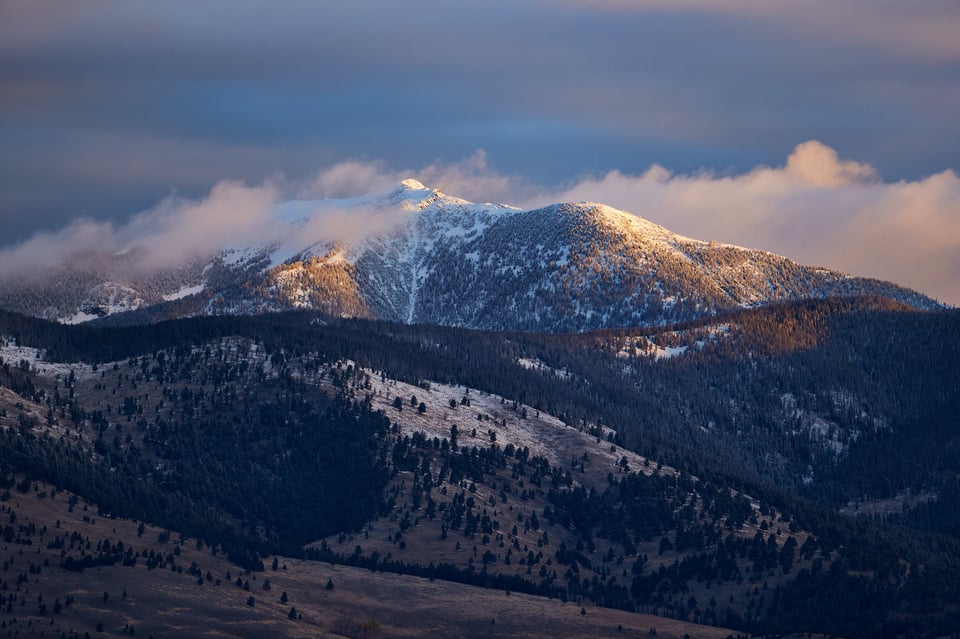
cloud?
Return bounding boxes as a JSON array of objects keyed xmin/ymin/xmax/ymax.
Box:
[
  {"xmin": 0, "ymin": 179, "xmax": 282, "ymax": 280},
  {"xmin": 300, "ymin": 150, "xmax": 540, "ymax": 205},
  {"xmin": 301, "ymin": 161, "xmax": 400, "ymax": 200},
  {"xmin": 0, "ymin": 218, "xmax": 117, "ymax": 278},
  {"xmin": 415, "ymin": 151, "xmax": 541, "ymax": 205},
  {"xmin": 543, "ymin": 141, "xmax": 960, "ymax": 305},
  {"xmin": 783, "ymin": 140, "xmax": 876, "ymax": 188},
  {"xmin": 122, "ymin": 180, "xmax": 283, "ymax": 269}
]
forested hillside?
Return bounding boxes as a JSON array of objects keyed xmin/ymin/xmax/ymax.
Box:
[{"xmin": 1, "ymin": 299, "xmax": 959, "ymax": 636}]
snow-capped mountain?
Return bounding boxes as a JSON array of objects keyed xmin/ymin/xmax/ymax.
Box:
[{"xmin": 0, "ymin": 180, "xmax": 943, "ymax": 330}]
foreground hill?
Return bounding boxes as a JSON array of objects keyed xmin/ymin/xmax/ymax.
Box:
[
  {"xmin": 1, "ymin": 299, "xmax": 959, "ymax": 636},
  {"xmin": 0, "ymin": 181, "xmax": 942, "ymax": 330},
  {"xmin": 0, "ymin": 478, "xmax": 735, "ymax": 639}
]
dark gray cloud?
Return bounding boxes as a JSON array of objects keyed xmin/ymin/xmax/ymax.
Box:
[{"xmin": 1, "ymin": 0, "xmax": 958, "ymax": 291}]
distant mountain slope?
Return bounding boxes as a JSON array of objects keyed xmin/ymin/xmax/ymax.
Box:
[{"xmin": 0, "ymin": 180, "xmax": 943, "ymax": 330}]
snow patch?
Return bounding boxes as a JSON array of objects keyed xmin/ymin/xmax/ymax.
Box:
[
  {"xmin": 400, "ymin": 178, "xmax": 427, "ymax": 190},
  {"xmin": 61, "ymin": 311, "xmax": 102, "ymax": 325},
  {"xmin": 0, "ymin": 340, "xmax": 95, "ymax": 380},
  {"xmin": 517, "ymin": 357, "xmax": 572, "ymax": 379},
  {"xmin": 348, "ymin": 365, "xmax": 669, "ymax": 479},
  {"xmin": 162, "ymin": 283, "xmax": 205, "ymax": 301}
]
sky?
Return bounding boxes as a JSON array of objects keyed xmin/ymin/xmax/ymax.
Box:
[{"xmin": 1, "ymin": 0, "xmax": 959, "ymax": 304}]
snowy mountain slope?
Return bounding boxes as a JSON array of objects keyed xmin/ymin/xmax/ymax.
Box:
[{"xmin": 0, "ymin": 180, "xmax": 943, "ymax": 330}]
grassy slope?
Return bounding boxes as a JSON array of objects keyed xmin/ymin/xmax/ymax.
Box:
[{"xmin": 0, "ymin": 480, "xmax": 735, "ymax": 639}]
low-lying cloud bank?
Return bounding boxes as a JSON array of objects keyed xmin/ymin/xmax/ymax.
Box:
[
  {"xmin": 1, "ymin": 142, "xmax": 957, "ymax": 305},
  {"xmin": 0, "ymin": 180, "xmax": 281, "ymax": 278}
]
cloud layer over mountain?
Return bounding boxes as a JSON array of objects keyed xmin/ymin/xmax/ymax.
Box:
[{"xmin": 0, "ymin": 142, "xmax": 957, "ymax": 305}]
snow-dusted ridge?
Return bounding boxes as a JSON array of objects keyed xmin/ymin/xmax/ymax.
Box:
[{"xmin": 0, "ymin": 180, "xmax": 945, "ymax": 329}]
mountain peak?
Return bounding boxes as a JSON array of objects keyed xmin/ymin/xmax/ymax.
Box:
[
  {"xmin": 0, "ymin": 183, "xmax": 944, "ymax": 327},
  {"xmin": 399, "ymin": 178, "xmax": 428, "ymax": 191}
]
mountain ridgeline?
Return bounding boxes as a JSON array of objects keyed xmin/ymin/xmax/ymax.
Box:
[{"xmin": 0, "ymin": 180, "xmax": 943, "ymax": 329}]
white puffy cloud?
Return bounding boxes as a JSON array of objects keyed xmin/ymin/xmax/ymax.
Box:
[{"xmin": 784, "ymin": 140, "xmax": 876, "ymax": 188}]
